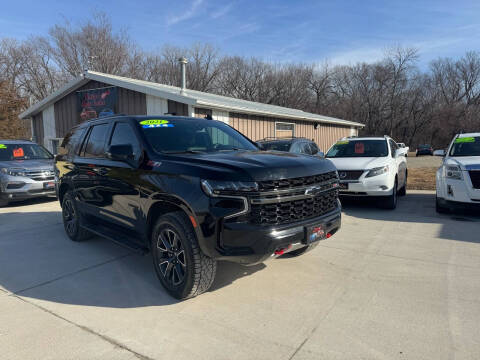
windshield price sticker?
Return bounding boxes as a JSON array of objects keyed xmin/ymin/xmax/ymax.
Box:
[
  {"xmin": 139, "ymin": 119, "xmax": 174, "ymax": 128},
  {"xmin": 336, "ymin": 140, "xmax": 349, "ymax": 145},
  {"xmin": 455, "ymin": 137, "xmax": 475, "ymax": 143},
  {"xmin": 0, "ymin": 144, "xmax": 6, "ymax": 149},
  {"xmin": 13, "ymin": 148, "xmax": 24, "ymax": 157}
]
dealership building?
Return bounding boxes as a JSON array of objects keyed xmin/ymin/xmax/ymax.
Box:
[{"xmin": 19, "ymin": 70, "xmax": 364, "ymax": 153}]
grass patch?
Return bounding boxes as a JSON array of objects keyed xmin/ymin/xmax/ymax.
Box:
[{"xmin": 408, "ymin": 167, "xmax": 437, "ymax": 190}]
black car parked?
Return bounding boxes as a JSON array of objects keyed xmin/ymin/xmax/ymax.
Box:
[
  {"xmin": 56, "ymin": 116, "xmax": 341, "ymax": 299},
  {"xmin": 416, "ymin": 144, "xmax": 433, "ymax": 156},
  {"xmin": 257, "ymin": 137, "xmax": 323, "ymax": 156}
]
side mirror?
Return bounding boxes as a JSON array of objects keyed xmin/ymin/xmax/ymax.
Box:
[
  {"xmin": 433, "ymin": 149, "xmax": 446, "ymax": 157},
  {"xmin": 106, "ymin": 144, "xmax": 134, "ymax": 162},
  {"xmin": 317, "ymin": 151, "xmax": 325, "ymax": 158},
  {"xmin": 256, "ymin": 142, "xmax": 265, "ymax": 150}
]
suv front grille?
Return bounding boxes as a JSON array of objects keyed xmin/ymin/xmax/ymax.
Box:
[
  {"xmin": 25, "ymin": 170, "xmax": 55, "ymax": 181},
  {"xmin": 250, "ymin": 188, "xmax": 338, "ymax": 225},
  {"xmin": 258, "ymin": 171, "xmax": 338, "ymax": 191},
  {"xmin": 337, "ymin": 170, "xmax": 364, "ymax": 181},
  {"xmin": 246, "ymin": 171, "xmax": 339, "ymax": 225},
  {"xmin": 469, "ymin": 171, "xmax": 480, "ymax": 189}
]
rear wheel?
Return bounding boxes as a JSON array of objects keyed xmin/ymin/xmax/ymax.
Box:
[
  {"xmin": 151, "ymin": 211, "xmax": 217, "ymax": 300},
  {"xmin": 62, "ymin": 191, "xmax": 92, "ymax": 242},
  {"xmin": 398, "ymin": 172, "xmax": 407, "ymax": 196}
]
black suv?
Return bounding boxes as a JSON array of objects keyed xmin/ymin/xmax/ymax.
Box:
[
  {"xmin": 257, "ymin": 137, "xmax": 323, "ymax": 156},
  {"xmin": 56, "ymin": 116, "xmax": 341, "ymax": 299}
]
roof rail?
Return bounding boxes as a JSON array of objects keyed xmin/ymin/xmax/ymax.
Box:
[{"xmin": 97, "ymin": 113, "xmax": 126, "ymax": 119}]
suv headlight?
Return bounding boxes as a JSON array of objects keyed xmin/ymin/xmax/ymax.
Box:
[
  {"xmin": 444, "ymin": 165, "xmax": 463, "ymax": 180},
  {"xmin": 201, "ymin": 180, "xmax": 258, "ymax": 196},
  {"xmin": 366, "ymin": 165, "xmax": 389, "ymax": 178},
  {"xmin": 0, "ymin": 168, "xmax": 26, "ymax": 177}
]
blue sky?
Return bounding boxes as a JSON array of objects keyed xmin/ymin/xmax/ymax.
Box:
[{"xmin": 1, "ymin": 0, "xmax": 480, "ymax": 67}]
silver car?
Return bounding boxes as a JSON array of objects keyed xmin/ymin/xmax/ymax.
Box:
[{"xmin": 0, "ymin": 140, "xmax": 55, "ymax": 207}]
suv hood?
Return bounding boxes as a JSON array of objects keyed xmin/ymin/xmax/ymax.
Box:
[
  {"xmin": 0, "ymin": 159, "xmax": 54, "ymax": 171},
  {"xmin": 326, "ymin": 157, "xmax": 388, "ymax": 171},
  {"xmin": 446, "ymin": 156, "xmax": 480, "ymax": 170},
  {"xmin": 160, "ymin": 150, "xmax": 337, "ymax": 182}
]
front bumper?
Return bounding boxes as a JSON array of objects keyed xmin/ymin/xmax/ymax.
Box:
[
  {"xmin": 437, "ymin": 197, "xmax": 480, "ymax": 212},
  {"xmin": 339, "ymin": 173, "xmax": 394, "ymax": 196},
  {"xmin": 213, "ymin": 206, "xmax": 342, "ymax": 265},
  {"xmin": 0, "ymin": 175, "xmax": 56, "ymax": 202}
]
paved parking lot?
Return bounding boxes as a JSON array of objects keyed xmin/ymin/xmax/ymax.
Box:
[{"xmin": 1, "ymin": 192, "xmax": 480, "ymax": 360}]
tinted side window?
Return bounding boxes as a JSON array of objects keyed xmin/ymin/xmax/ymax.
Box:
[
  {"xmin": 109, "ymin": 122, "xmax": 141, "ymax": 161},
  {"xmin": 310, "ymin": 142, "xmax": 319, "ymax": 154},
  {"xmin": 290, "ymin": 142, "xmax": 302, "ymax": 153},
  {"xmin": 82, "ymin": 124, "xmax": 109, "ymax": 158}
]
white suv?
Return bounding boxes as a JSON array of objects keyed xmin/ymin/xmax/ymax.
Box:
[
  {"xmin": 326, "ymin": 136, "xmax": 408, "ymax": 209},
  {"xmin": 435, "ymin": 133, "xmax": 480, "ymax": 213}
]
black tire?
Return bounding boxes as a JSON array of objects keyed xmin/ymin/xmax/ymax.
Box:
[
  {"xmin": 398, "ymin": 172, "xmax": 407, "ymax": 196},
  {"xmin": 383, "ymin": 180, "xmax": 398, "ymax": 210},
  {"xmin": 436, "ymin": 196, "xmax": 449, "ymax": 214},
  {"xmin": 151, "ymin": 211, "xmax": 217, "ymax": 300},
  {"xmin": 285, "ymin": 242, "xmax": 319, "ymax": 257},
  {"xmin": 0, "ymin": 199, "xmax": 9, "ymax": 207},
  {"xmin": 62, "ymin": 191, "xmax": 92, "ymax": 242}
]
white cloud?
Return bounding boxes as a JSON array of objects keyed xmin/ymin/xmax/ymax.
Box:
[
  {"xmin": 211, "ymin": 3, "xmax": 234, "ymax": 19},
  {"xmin": 325, "ymin": 47, "xmax": 386, "ymax": 66},
  {"xmin": 167, "ymin": 0, "xmax": 205, "ymax": 26}
]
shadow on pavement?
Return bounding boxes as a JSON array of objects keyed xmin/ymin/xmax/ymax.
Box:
[
  {"xmin": 0, "ymin": 210, "xmax": 265, "ymax": 308},
  {"xmin": 341, "ymin": 192, "xmax": 480, "ymax": 243}
]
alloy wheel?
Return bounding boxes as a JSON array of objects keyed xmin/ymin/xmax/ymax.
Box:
[
  {"xmin": 63, "ymin": 199, "xmax": 77, "ymax": 235},
  {"xmin": 156, "ymin": 228, "xmax": 187, "ymax": 286}
]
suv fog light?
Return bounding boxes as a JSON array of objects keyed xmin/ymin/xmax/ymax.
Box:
[
  {"xmin": 380, "ymin": 185, "xmax": 388, "ymax": 190},
  {"xmin": 447, "ymin": 185, "xmax": 454, "ymax": 197}
]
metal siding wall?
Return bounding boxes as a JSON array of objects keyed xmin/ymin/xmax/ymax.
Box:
[
  {"xmin": 167, "ymin": 100, "xmax": 188, "ymax": 116},
  {"xmin": 146, "ymin": 95, "xmax": 168, "ymax": 115},
  {"xmin": 194, "ymin": 107, "xmax": 212, "ymax": 118},
  {"xmin": 229, "ymin": 112, "xmax": 352, "ymax": 151},
  {"xmin": 117, "ymin": 87, "xmax": 147, "ymax": 115},
  {"xmin": 32, "ymin": 113, "xmax": 44, "ymax": 146}
]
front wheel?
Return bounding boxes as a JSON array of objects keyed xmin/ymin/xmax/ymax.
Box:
[
  {"xmin": 151, "ymin": 211, "xmax": 217, "ymax": 300},
  {"xmin": 383, "ymin": 180, "xmax": 397, "ymax": 209},
  {"xmin": 62, "ymin": 191, "xmax": 92, "ymax": 242},
  {"xmin": 398, "ymin": 172, "xmax": 407, "ymax": 196},
  {"xmin": 436, "ymin": 197, "xmax": 449, "ymax": 214}
]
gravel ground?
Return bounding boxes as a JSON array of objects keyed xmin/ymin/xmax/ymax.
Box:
[{"xmin": 407, "ymin": 154, "xmax": 443, "ymax": 169}]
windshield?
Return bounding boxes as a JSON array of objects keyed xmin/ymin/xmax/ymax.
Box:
[
  {"xmin": 258, "ymin": 141, "xmax": 291, "ymax": 152},
  {"xmin": 139, "ymin": 118, "xmax": 257, "ymax": 154},
  {"xmin": 449, "ymin": 137, "xmax": 480, "ymax": 157},
  {"xmin": 326, "ymin": 140, "xmax": 388, "ymax": 158},
  {"xmin": 0, "ymin": 143, "xmax": 53, "ymax": 161}
]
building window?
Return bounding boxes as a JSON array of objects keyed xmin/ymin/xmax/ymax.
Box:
[{"xmin": 275, "ymin": 122, "xmax": 295, "ymax": 139}]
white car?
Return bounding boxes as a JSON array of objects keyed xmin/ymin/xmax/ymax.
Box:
[
  {"xmin": 397, "ymin": 142, "xmax": 409, "ymax": 156},
  {"xmin": 435, "ymin": 133, "xmax": 480, "ymax": 213},
  {"xmin": 326, "ymin": 136, "xmax": 408, "ymax": 209}
]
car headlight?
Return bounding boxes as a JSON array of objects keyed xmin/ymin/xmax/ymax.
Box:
[
  {"xmin": 0, "ymin": 168, "xmax": 26, "ymax": 177},
  {"xmin": 444, "ymin": 165, "xmax": 463, "ymax": 180},
  {"xmin": 201, "ymin": 180, "xmax": 258, "ymax": 196},
  {"xmin": 366, "ymin": 165, "xmax": 389, "ymax": 178}
]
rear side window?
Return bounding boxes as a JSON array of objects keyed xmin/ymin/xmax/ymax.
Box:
[
  {"xmin": 310, "ymin": 142, "xmax": 319, "ymax": 154},
  {"xmin": 109, "ymin": 122, "xmax": 141, "ymax": 161},
  {"xmin": 81, "ymin": 124, "xmax": 109, "ymax": 158}
]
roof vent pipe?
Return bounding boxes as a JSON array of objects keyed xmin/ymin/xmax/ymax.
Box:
[{"xmin": 178, "ymin": 57, "xmax": 188, "ymax": 95}]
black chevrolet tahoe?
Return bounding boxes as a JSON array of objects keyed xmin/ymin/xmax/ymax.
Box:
[{"xmin": 56, "ymin": 115, "xmax": 341, "ymax": 299}]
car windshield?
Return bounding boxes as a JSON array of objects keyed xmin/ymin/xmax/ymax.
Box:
[
  {"xmin": 326, "ymin": 139, "xmax": 388, "ymax": 158},
  {"xmin": 139, "ymin": 118, "xmax": 258, "ymax": 154},
  {"xmin": 258, "ymin": 141, "xmax": 291, "ymax": 152},
  {"xmin": 449, "ymin": 136, "xmax": 480, "ymax": 157},
  {"xmin": 0, "ymin": 143, "xmax": 53, "ymax": 161}
]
